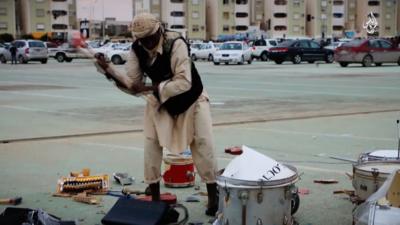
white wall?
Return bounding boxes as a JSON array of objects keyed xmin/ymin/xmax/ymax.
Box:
[{"xmin": 76, "ymin": 0, "xmax": 133, "ymax": 22}]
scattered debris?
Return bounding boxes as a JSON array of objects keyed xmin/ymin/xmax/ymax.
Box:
[
  {"xmin": 0, "ymin": 197, "xmax": 22, "ymax": 205},
  {"xmin": 194, "ymin": 185, "xmax": 200, "ymax": 191},
  {"xmin": 185, "ymin": 195, "xmax": 201, "ymax": 202},
  {"xmin": 298, "ymin": 188, "xmax": 310, "ymax": 195},
  {"xmin": 193, "ymin": 191, "xmax": 208, "ymax": 196},
  {"xmin": 313, "ymin": 179, "xmax": 338, "ymax": 184},
  {"xmin": 224, "ymin": 146, "xmax": 243, "ymax": 155},
  {"xmin": 333, "ymin": 189, "xmax": 354, "ymax": 195},
  {"xmin": 72, "ymin": 192, "xmax": 101, "ymax": 205},
  {"xmin": 113, "ymin": 172, "xmax": 135, "ymax": 186}
]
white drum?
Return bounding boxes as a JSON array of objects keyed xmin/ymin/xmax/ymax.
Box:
[
  {"xmin": 352, "ymin": 161, "xmax": 400, "ymax": 201},
  {"xmin": 216, "ymin": 146, "xmax": 300, "ymax": 225},
  {"xmin": 358, "ymin": 149, "xmax": 400, "ymax": 162}
]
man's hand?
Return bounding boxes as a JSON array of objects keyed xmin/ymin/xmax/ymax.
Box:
[{"xmin": 94, "ymin": 53, "xmax": 110, "ymax": 76}]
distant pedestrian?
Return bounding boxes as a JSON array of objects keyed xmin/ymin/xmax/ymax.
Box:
[{"xmin": 9, "ymin": 44, "xmax": 17, "ymax": 64}]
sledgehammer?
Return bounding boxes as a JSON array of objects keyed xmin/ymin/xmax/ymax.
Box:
[{"xmin": 0, "ymin": 197, "xmax": 22, "ymax": 205}]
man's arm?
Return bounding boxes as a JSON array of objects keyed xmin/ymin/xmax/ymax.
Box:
[{"xmin": 157, "ymin": 39, "xmax": 192, "ymax": 103}]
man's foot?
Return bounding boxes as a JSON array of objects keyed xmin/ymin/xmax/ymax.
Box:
[
  {"xmin": 205, "ymin": 205, "xmax": 218, "ymax": 216},
  {"xmin": 205, "ymin": 183, "xmax": 219, "ymax": 216}
]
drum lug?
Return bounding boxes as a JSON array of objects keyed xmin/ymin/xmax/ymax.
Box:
[
  {"xmin": 257, "ymin": 181, "xmax": 264, "ymax": 204},
  {"xmin": 239, "ymin": 190, "xmax": 249, "ymax": 205}
]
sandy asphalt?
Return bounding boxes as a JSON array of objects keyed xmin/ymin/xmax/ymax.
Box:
[{"xmin": 1, "ymin": 59, "xmax": 399, "ymax": 224}]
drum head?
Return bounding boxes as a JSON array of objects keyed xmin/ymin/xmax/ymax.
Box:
[
  {"xmin": 356, "ymin": 162, "xmax": 400, "ymax": 174},
  {"xmin": 368, "ymin": 150, "xmax": 400, "ymax": 159}
]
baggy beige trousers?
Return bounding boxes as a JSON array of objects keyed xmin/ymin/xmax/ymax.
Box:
[{"xmin": 144, "ymin": 100, "xmax": 218, "ymax": 184}]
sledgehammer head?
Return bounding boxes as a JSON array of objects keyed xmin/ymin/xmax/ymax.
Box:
[{"xmin": 0, "ymin": 197, "xmax": 22, "ymax": 205}]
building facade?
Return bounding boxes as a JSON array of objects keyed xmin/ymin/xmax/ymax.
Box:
[
  {"xmin": 265, "ymin": 0, "xmax": 306, "ymax": 38},
  {"xmin": 0, "ymin": 0, "xmax": 17, "ymax": 36}
]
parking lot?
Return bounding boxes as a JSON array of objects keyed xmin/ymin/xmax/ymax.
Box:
[{"xmin": 1, "ymin": 59, "xmax": 400, "ymax": 224}]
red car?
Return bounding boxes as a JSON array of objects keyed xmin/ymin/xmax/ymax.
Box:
[{"xmin": 335, "ymin": 39, "xmax": 400, "ymax": 67}]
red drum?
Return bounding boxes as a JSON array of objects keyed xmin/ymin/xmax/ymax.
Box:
[{"xmin": 163, "ymin": 155, "xmax": 195, "ymax": 187}]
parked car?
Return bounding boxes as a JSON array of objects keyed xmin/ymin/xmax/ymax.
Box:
[
  {"xmin": 213, "ymin": 41, "xmax": 252, "ymax": 65},
  {"xmin": 48, "ymin": 42, "xmax": 92, "ymax": 63},
  {"xmin": 106, "ymin": 43, "xmax": 131, "ymax": 65},
  {"xmin": 92, "ymin": 42, "xmax": 127, "ymax": 55},
  {"xmin": 190, "ymin": 42, "xmax": 217, "ymax": 61},
  {"xmin": 335, "ymin": 39, "xmax": 400, "ymax": 67},
  {"xmin": 0, "ymin": 43, "xmax": 11, "ymax": 63},
  {"xmin": 12, "ymin": 40, "xmax": 48, "ymax": 64},
  {"xmin": 251, "ymin": 38, "xmax": 278, "ymax": 61},
  {"xmin": 268, "ymin": 39, "xmax": 334, "ymax": 64}
]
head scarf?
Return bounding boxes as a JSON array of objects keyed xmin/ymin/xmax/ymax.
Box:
[{"xmin": 131, "ymin": 13, "xmax": 161, "ymax": 39}]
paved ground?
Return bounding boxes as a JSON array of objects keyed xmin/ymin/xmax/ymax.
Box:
[{"xmin": 0, "ymin": 59, "xmax": 399, "ymax": 225}]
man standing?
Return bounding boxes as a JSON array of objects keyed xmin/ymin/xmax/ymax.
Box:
[
  {"xmin": 9, "ymin": 43, "xmax": 17, "ymax": 64},
  {"xmin": 94, "ymin": 13, "xmax": 219, "ymax": 216}
]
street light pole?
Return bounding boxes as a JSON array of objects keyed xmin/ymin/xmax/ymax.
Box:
[{"xmin": 102, "ymin": 0, "xmax": 105, "ymax": 40}]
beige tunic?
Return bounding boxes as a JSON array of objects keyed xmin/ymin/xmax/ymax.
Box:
[{"xmin": 114, "ymin": 35, "xmax": 209, "ymax": 154}]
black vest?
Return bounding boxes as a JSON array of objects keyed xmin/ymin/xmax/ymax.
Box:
[{"xmin": 132, "ymin": 32, "xmax": 203, "ymax": 117}]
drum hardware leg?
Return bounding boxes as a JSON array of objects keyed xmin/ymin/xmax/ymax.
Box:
[
  {"xmin": 149, "ymin": 182, "xmax": 160, "ymax": 201},
  {"xmin": 239, "ymin": 191, "xmax": 249, "ymax": 225}
]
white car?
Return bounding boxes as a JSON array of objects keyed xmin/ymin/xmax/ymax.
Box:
[
  {"xmin": 213, "ymin": 41, "xmax": 252, "ymax": 65},
  {"xmin": 190, "ymin": 42, "xmax": 217, "ymax": 61},
  {"xmin": 251, "ymin": 38, "xmax": 278, "ymax": 61},
  {"xmin": 106, "ymin": 44, "xmax": 131, "ymax": 65},
  {"xmin": 91, "ymin": 42, "xmax": 127, "ymax": 55}
]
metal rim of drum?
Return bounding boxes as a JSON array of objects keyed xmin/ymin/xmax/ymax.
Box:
[
  {"xmin": 353, "ymin": 161, "xmax": 400, "ymax": 173},
  {"xmin": 217, "ymin": 164, "xmax": 299, "ymax": 187}
]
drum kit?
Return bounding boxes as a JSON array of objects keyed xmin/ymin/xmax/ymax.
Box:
[{"xmin": 352, "ymin": 120, "xmax": 400, "ymax": 202}]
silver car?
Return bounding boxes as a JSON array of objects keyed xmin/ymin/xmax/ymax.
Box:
[{"xmin": 13, "ymin": 40, "xmax": 48, "ymax": 64}]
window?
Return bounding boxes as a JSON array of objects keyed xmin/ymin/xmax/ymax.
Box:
[
  {"xmin": 36, "ymin": 23, "xmax": 45, "ymax": 30},
  {"xmin": 293, "ymin": 13, "xmax": 300, "ymax": 19},
  {"xmin": 333, "ymin": 13, "xmax": 343, "ymax": 18},
  {"xmin": 254, "ymin": 39, "xmax": 266, "ymax": 46},
  {"xmin": 36, "ymin": 0, "xmax": 44, "ymax": 2},
  {"xmin": 293, "ymin": 0, "xmax": 300, "ymax": 6},
  {"xmin": 386, "ymin": 1, "xmax": 393, "ymax": 7},
  {"xmin": 36, "ymin": 9, "xmax": 45, "ymax": 17},
  {"xmin": 236, "ymin": 0, "xmax": 248, "ymax": 4},
  {"xmin": 235, "ymin": 25, "xmax": 248, "ymax": 31},
  {"xmin": 333, "ymin": 25, "xmax": 344, "ymax": 30},
  {"xmin": 333, "ymin": 0, "xmax": 344, "ymax": 5},
  {"xmin": 52, "ymin": 24, "xmax": 68, "ymax": 29},
  {"xmin": 192, "ymin": 11, "xmax": 199, "ymax": 18},
  {"xmin": 296, "ymin": 41, "xmax": 309, "ymax": 48},
  {"xmin": 192, "ymin": 0, "xmax": 199, "ymax": 4},
  {"xmin": 0, "ymin": 8, "xmax": 6, "ymax": 15},
  {"xmin": 0, "ymin": 22, "xmax": 7, "ymax": 29},
  {"xmin": 349, "ymin": 15, "xmax": 355, "ymax": 20},
  {"xmin": 379, "ymin": 40, "xmax": 392, "ymax": 49},
  {"xmin": 274, "ymin": 13, "xmax": 287, "ymax": 18},
  {"xmin": 321, "ymin": 0, "xmax": 327, "ymax": 7},
  {"xmin": 385, "ymin": 14, "xmax": 391, "ymax": 19},
  {"xmin": 152, "ymin": 0, "xmax": 160, "ymax": 5},
  {"xmin": 223, "ymin": 12, "xmax": 229, "ymax": 19},
  {"xmin": 236, "ymin": 12, "xmax": 248, "ymax": 18},
  {"xmin": 171, "ymin": 11, "xmax": 184, "ymax": 17},
  {"xmin": 274, "ymin": 25, "xmax": 287, "ymax": 31},
  {"xmin": 349, "ymin": 2, "xmax": 355, "ymax": 8},
  {"xmin": 223, "ymin": 0, "xmax": 229, "ymax": 4},
  {"xmin": 223, "ymin": 25, "xmax": 229, "ymax": 31},
  {"xmin": 192, "ymin": 25, "xmax": 199, "ymax": 32},
  {"xmin": 171, "ymin": 0, "xmax": 183, "ymax": 3},
  {"xmin": 274, "ymin": 0, "xmax": 287, "ymax": 5},
  {"xmin": 170, "ymin": 25, "xmax": 185, "ymax": 29},
  {"xmin": 293, "ymin": 26, "xmax": 300, "ymax": 32},
  {"xmin": 368, "ymin": 1, "xmax": 379, "ymax": 6},
  {"xmin": 369, "ymin": 40, "xmax": 380, "ymax": 48},
  {"xmin": 310, "ymin": 42, "xmax": 320, "ymax": 48}
]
